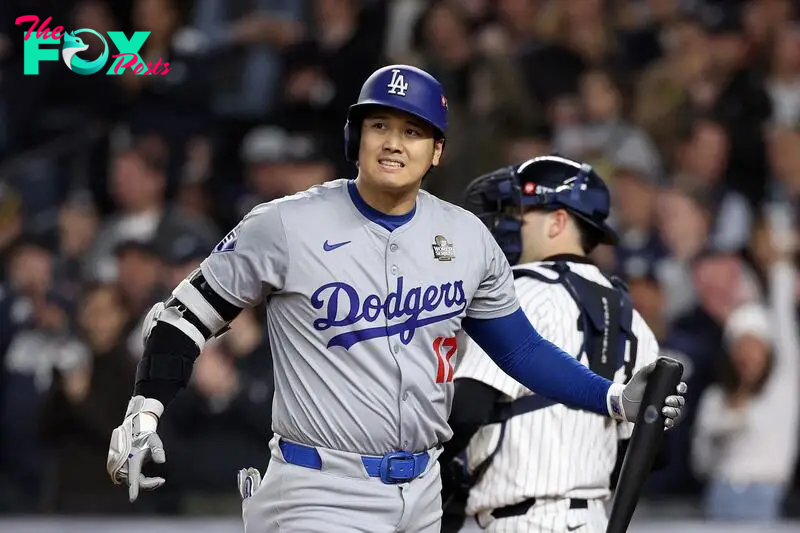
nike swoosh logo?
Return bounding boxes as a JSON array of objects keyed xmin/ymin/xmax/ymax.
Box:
[
  {"xmin": 323, "ymin": 240, "xmax": 351, "ymax": 252},
  {"xmin": 566, "ymin": 525, "xmax": 582, "ymax": 531}
]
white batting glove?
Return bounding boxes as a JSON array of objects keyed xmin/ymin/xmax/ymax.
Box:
[
  {"xmin": 107, "ymin": 396, "xmax": 167, "ymax": 502},
  {"xmin": 606, "ymin": 361, "xmax": 687, "ymax": 429}
]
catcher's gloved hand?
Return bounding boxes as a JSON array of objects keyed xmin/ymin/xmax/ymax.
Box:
[
  {"xmin": 107, "ymin": 396, "xmax": 167, "ymax": 502},
  {"xmin": 606, "ymin": 359, "xmax": 687, "ymax": 429}
]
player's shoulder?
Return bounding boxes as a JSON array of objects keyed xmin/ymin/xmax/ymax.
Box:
[
  {"xmin": 242, "ymin": 179, "xmax": 347, "ymax": 219},
  {"xmin": 418, "ymin": 189, "xmax": 486, "ymax": 228},
  {"xmin": 273, "ymin": 179, "xmax": 347, "ymax": 208},
  {"xmin": 511, "ymin": 262, "xmax": 577, "ymax": 311}
]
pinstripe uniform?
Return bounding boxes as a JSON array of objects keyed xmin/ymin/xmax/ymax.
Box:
[{"xmin": 454, "ymin": 260, "xmax": 660, "ymax": 533}]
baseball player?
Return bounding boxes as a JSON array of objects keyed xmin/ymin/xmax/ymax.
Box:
[
  {"xmin": 104, "ymin": 65, "xmax": 685, "ymax": 533},
  {"xmin": 442, "ymin": 156, "xmax": 681, "ymax": 533}
]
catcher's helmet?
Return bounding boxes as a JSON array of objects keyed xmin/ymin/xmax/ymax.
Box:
[
  {"xmin": 465, "ymin": 155, "xmax": 618, "ymax": 265},
  {"xmin": 344, "ymin": 65, "xmax": 448, "ymax": 163}
]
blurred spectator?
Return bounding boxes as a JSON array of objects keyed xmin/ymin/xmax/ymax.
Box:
[
  {"xmin": 161, "ymin": 231, "xmax": 213, "ymax": 290},
  {"xmin": 235, "ymin": 126, "xmax": 334, "ymax": 218},
  {"xmin": 122, "ymin": 0, "xmax": 215, "ymax": 161},
  {"xmin": 633, "ymin": 12, "xmax": 712, "ymax": 161},
  {"xmin": 765, "ymin": 24, "xmax": 800, "ymax": 128},
  {"xmin": 176, "ymin": 0, "xmax": 306, "ymax": 120},
  {"xmin": 644, "ymin": 246, "xmax": 761, "ymax": 496},
  {"xmin": 82, "ymin": 147, "xmax": 218, "ymax": 282},
  {"xmin": 53, "ymin": 191, "xmax": 100, "ymax": 301},
  {"xmin": 277, "ymin": 0, "xmax": 384, "ymax": 147},
  {"xmin": 616, "ymin": 0, "xmax": 688, "ymax": 71},
  {"xmin": 38, "ymin": 283, "xmax": 138, "ymax": 514},
  {"xmin": 610, "ymin": 161, "xmax": 670, "ymax": 283},
  {"xmin": 692, "ymin": 217, "xmax": 799, "ymax": 520},
  {"xmin": 0, "ymin": 237, "xmax": 87, "ymax": 513},
  {"xmin": 554, "ymin": 67, "xmax": 662, "ymax": 182},
  {"xmin": 671, "ymin": 117, "xmax": 754, "ymax": 252},
  {"xmin": 700, "ymin": 2, "xmax": 772, "ymax": 207},
  {"xmin": 114, "ymin": 239, "xmax": 162, "ymax": 319},
  {"xmin": 655, "ymin": 186, "xmax": 714, "ymax": 320}
]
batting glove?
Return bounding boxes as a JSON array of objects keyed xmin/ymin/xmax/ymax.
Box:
[
  {"xmin": 107, "ymin": 396, "xmax": 167, "ymax": 502},
  {"xmin": 606, "ymin": 360, "xmax": 687, "ymax": 429}
]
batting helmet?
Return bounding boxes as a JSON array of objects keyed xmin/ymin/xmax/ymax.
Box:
[
  {"xmin": 465, "ymin": 155, "xmax": 618, "ymax": 265},
  {"xmin": 344, "ymin": 65, "xmax": 448, "ymax": 163}
]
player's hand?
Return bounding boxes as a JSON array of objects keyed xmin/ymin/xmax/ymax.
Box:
[
  {"xmin": 608, "ymin": 361, "xmax": 687, "ymax": 429},
  {"xmin": 106, "ymin": 396, "xmax": 167, "ymax": 502}
]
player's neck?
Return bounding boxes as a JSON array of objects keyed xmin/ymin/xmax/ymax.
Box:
[
  {"xmin": 353, "ymin": 177, "xmax": 418, "ymax": 215},
  {"xmin": 521, "ymin": 244, "xmax": 585, "ymax": 264}
]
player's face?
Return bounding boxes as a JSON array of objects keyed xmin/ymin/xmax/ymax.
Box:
[
  {"xmin": 518, "ymin": 209, "xmax": 579, "ymax": 262},
  {"xmin": 358, "ymin": 108, "xmax": 443, "ymax": 191}
]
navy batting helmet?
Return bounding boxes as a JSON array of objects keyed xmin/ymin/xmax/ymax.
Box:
[
  {"xmin": 344, "ymin": 65, "xmax": 448, "ymax": 163},
  {"xmin": 465, "ymin": 155, "xmax": 618, "ymax": 265}
]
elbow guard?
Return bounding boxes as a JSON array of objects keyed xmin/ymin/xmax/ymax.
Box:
[
  {"xmin": 141, "ymin": 268, "xmax": 242, "ymax": 350},
  {"xmin": 135, "ymin": 270, "xmax": 243, "ymax": 400}
]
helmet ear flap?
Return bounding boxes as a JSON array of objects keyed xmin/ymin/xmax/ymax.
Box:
[{"xmin": 344, "ymin": 120, "xmax": 360, "ymax": 163}]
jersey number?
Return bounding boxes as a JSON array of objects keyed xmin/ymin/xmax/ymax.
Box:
[{"xmin": 433, "ymin": 336, "xmax": 457, "ymax": 383}]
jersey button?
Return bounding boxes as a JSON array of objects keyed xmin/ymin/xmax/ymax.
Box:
[
  {"xmin": 402, "ymin": 391, "xmax": 409, "ymax": 401},
  {"xmin": 392, "ymin": 344, "xmax": 400, "ymax": 354},
  {"xmin": 390, "ymin": 243, "xmax": 398, "ymax": 252},
  {"xmin": 390, "ymin": 265, "xmax": 399, "ymax": 275}
]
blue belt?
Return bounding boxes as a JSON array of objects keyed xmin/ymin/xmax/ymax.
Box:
[{"xmin": 278, "ymin": 439, "xmax": 430, "ymax": 484}]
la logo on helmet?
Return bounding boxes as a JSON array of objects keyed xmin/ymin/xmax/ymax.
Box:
[{"xmin": 387, "ymin": 69, "xmax": 408, "ymax": 97}]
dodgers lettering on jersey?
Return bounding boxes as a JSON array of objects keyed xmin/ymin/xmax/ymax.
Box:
[
  {"xmin": 455, "ymin": 261, "xmax": 659, "ymax": 515},
  {"xmin": 200, "ymin": 179, "xmax": 519, "ymax": 455},
  {"xmin": 311, "ymin": 277, "xmax": 468, "ymax": 349}
]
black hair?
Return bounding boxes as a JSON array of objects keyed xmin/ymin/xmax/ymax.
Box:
[{"xmin": 574, "ymin": 217, "xmax": 603, "ymax": 255}]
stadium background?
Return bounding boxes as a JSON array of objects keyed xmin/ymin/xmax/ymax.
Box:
[{"xmin": 1, "ymin": 0, "xmax": 800, "ymax": 530}]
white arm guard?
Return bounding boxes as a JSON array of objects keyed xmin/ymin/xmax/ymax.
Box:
[{"xmin": 141, "ymin": 274, "xmax": 233, "ymax": 350}]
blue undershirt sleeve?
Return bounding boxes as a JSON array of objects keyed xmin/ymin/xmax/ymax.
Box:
[{"xmin": 461, "ymin": 308, "xmax": 612, "ymax": 416}]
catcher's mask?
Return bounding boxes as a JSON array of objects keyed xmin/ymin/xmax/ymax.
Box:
[{"xmin": 465, "ymin": 155, "xmax": 618, "ymax": 265}]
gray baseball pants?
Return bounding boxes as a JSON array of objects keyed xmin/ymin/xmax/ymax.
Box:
[{"xmin": 242, "ymin": 434, "xmax": 443, "ymax": 533}]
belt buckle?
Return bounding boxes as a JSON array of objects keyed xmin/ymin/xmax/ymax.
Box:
[{"xmin": 379, "ymin": 451, "xmax": 416, "ymax": 484}]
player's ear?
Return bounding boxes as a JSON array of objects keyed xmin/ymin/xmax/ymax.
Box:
[
  {"xmin": 547, "ymin": 209, "xmax": 569, "ymax": 239},
  {"xmin": 431, "ymin": 139, "xmax": 444, "ymax": 167}
]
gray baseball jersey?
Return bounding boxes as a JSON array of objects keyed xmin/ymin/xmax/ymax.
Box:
[{"xmin": 200, "ymin": 179, "xmax": 519, "ymax": 455}]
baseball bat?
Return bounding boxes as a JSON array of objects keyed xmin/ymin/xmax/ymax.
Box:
[{"xmin": 605, "ymin": 357, "xmax": 684, "ymax": 533}]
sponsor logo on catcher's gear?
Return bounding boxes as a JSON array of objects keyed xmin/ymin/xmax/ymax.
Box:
[
  {"xmin": 311, "ymin": 276, "xmax": 466, "ymax": 349},
  {"xmin": 386, "ymin": 68, "xmax": 409, "ymax": 96},
  {"xmin": 432, "ymin": 235, "xmax": 455, "ymax": 261}
]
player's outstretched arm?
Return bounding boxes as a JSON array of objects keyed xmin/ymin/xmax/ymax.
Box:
[
  {"xmin": 461, "ymin": 309, "xmax": 685, "ymax": 426},
  {"xmin": 107, "ymin": 203, "xmax": 288, "ymax": 502},
  {"xmin": 106, "ymin": 269, "xmax": 245, "ymax": 502}
]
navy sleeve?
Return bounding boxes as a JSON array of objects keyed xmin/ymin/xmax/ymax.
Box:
[{"xmin": 461, "ymin": 308, "xmax": 612, "ymax": 416}]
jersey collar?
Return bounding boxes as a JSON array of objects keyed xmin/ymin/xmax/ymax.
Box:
[{"xmin": 539, "ymin": 253, "xmax": 594, "ymax": 265}]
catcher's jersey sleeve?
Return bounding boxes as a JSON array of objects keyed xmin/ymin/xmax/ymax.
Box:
[
  {"xmin": 464, "ymin": 222, "xmax": 520, "ymax": 320},
  {"xmin": 200, "ymin": 202, "xmax": 289, "ymax": 308}
]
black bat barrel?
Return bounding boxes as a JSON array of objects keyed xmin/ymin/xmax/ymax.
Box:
[{"xmin": 606, "ymin": 357, "xmax": 684, "ymax": 533}]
